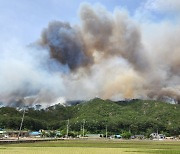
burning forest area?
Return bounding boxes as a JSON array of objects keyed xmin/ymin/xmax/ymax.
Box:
[
  {"xmin": 0, "ymin": 3, "xmax": 180, "ymax": 108},
  {"xmin": 0, "ymin": 2, "xmax": 180, "ymax": 150}
]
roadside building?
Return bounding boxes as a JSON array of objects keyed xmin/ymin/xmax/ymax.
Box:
[
  {"xmin": 29, "ymin": 131, "xmax": 41, "ymax": 137},
  {"xmin": 131, "ymin": 135, "xmax": 145, "ymax": 139},
  {"xmin": 6, "ymin": 131, "xmax": 29, "ymax": 138},
  {"xmin": 86, "ymin": 134, "xmax": 102, "ymax": 139},
  {"xmin": 150, "ymin": 133, "xmax": 165, "ymax": 140},
  {"xmin": 0, "ymin": 129, "xmax": 7, "ymax": 138},
  {"xmin": 114, "ymin": 134, "xmax": 122, "ymax": 139}
]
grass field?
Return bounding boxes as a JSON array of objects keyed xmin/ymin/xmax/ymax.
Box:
[{"xmin": 0, "ymin": 139, "xmax": 180, "ymax": 154}]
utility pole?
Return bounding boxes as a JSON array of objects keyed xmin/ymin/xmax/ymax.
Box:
[
  {"xmin": 156, "ymin": 117, "xmax": 159, "ymax": 139},
  {"xmin": 82, "ymin": 119, "xmax": 85, "ymax": 137},
  {"xmin": 18, "ymin": 108, "xmax": 25, "ymax": 140},
  {"xmin": 66, "ymin": 119, "xmax": 69, "ymax": 138},
  {"xmin": 105, "ymin": 125, "xmax": 108, "ymax": 139},
  {"xmin": 157, "ymin": 128, "xmax": 159, "ymax": 139},
  {"xmin": 129, "ymin": 126, "xmax": 131, "ymax": 133}
]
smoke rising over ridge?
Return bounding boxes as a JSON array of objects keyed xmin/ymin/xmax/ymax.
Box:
[{"xmin": 0, "ymin": 2, "xmax": 180, "ymax": 106}]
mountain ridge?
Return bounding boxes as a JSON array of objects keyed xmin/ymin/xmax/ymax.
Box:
[{"xmin": 0, "ymin": 98, "xmax": 179, "ymax": 136}]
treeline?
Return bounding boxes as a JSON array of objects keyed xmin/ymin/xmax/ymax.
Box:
[{"xmin": 0, "ymin": 98, "xmax": 179, "ymax": 137}]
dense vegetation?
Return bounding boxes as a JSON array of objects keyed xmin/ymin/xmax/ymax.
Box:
[{"xmin": 0, "ymin": 98, "xmax": 179, "ymax": 137}]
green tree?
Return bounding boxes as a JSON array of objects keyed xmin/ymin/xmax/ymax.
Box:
[{"xmin": 121, "ymin": 131, "xmax": 132, "ymax": 139}]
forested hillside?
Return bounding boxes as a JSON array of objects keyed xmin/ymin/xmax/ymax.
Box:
[{"xmin": 0, "ymin": 98, "xmax": 179, "ymax": 136}]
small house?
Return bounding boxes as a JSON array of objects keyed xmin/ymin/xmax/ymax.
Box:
[
  {"xmin": 86, "ymin": 134, "xmax": 102, "ymax": 139},
  {"xmin": 150, "ymin": 133, "xmax": 165, "ymax": 140},
  {"xmin": 0, "ymin": 129, "xmax": 8, "ymax": 138},
  {"xmin": 114, "ymin": 134, "xmax": 122, "ymax": 139},
  {"xmin": 29, "ymin": 131, "xmax": 41, "ymax": 137}
]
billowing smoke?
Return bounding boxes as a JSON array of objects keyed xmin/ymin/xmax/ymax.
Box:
[
  {"xmin": 40, "ymin": 21, "xmax": 91, "ymax": 70},
  {"xmin": 0, "ymin": 2, "xmax": 180, "ymax": 106},
  {"xmin": 40, "ymin": 4, "xmax": 149, "ymax": 72}
]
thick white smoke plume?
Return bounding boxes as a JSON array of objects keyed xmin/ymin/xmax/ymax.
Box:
[
  {"xmin": 145, "ymin": 0, "xmax": 180, "ymax": 13},
  {"xmin": 0, "ymin": 2, "xmax": 180, "ymax": 106}
]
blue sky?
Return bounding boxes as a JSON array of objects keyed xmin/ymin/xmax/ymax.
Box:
[
  {"xmin": 0, "ymin": 0, "xmax": 147, "ymax": 45},
  {"xmin": 0, "ymin": 0, "xmax": 178, "ymax": 45},
  {"xmin": 0, "ymin": 0, "xmax": 180, "ymax": 44}
]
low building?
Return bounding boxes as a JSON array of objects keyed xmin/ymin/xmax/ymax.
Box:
[
  {"xmin": 6, "ymin": 131, "xmax": 29, "ymax": 138},
  {"xmin": 165, "ymin": 136, "xmax": 174, "ymax": 140},
  {"xmin": 0, "ymin": 129, "xmax": 7, "ymax": 138},
  {"xmin": 29, "ymin": 131, "xmax": 41, "ymax": 137},
  {"xmin": 131, "ymin": 135, "xmax": 145, "ymax": 139},
  {"xmin": 86, "ymin": 134, "xmax": 102, "ymax": 139},
  {"xmin": 114, "ymin": 134, "xmax": 122, "ymax": 139},
  {"xmin": 150, "ymin": 133, "xmax": 165, "ymax": 140}
]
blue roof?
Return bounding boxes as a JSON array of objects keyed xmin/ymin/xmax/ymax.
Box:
[
  {"xmin": 29, "ymin": 131, "xmax": 41, "ymax": 136},
  {"xmin": 115, "ymin": 135, "xmax": 122, "ymax": 137}
]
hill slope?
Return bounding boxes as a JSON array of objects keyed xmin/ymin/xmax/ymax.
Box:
[{"xmin": 0, "ymin": 98, "xmax": 179, "ymax": 136}]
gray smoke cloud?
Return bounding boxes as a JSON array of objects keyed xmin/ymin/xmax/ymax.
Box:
[
  {"xmin": 40, "ymin": 21, "xmax": 91, "ymax": 71},
  {"xmin": 40, "ymin": 4, "xmax": 149, "ymax": 72},
  {"xmin": 0, "ymin": 3, "xmax": 180, "ymax": 106}
]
